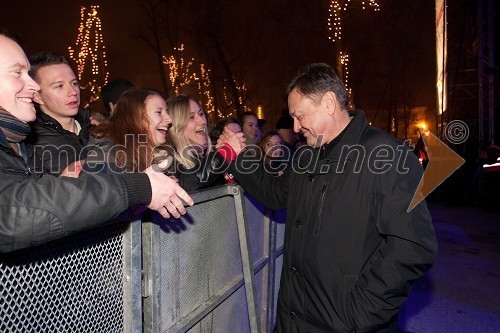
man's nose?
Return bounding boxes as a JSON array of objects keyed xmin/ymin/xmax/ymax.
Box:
[{"xmin": 293, "ymin": 118, "xmax": 301, "ymax": 133}]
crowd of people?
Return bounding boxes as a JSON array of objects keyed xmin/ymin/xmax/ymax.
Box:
[
  {"xmin": 0, "ymin": 27, "xmax": 437, "ymax": 332},
  {"xmin": 23, "ymin": 49, "xmax": 299, "ymax": 188}
]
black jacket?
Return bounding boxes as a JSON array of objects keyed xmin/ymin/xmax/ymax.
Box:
[
  {"xmin": 231, "ymin": 110, "xmax": 437, "ymax": 332},
  {"xmin": 173, "ymin": 150, "xmax": 227, "ymax": 193},
  {"xmin": 28, "ymin": 108, "xmax": 92, "ymax": 175},
  {"xmin": 0, "ymin": 128, "xmax": 150, "ymax": 253}
]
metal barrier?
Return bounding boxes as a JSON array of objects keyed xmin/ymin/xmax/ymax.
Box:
[
  {"xmin": 0, "ymin": 217, "xmax": 142, "ymax": 333},
  {"xmin": 142, "ymin": 185, "xmax": 261, "ymax": 333},
  {"xmin": 0, "ymin": 184, "xmax": 286, "ymax": 333},
  {"xmin": 268, "ymin": 209, "xmax": 286, "ymax": 331}
]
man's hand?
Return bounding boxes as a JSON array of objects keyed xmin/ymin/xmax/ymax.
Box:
[
  {"xmin": 145, "ymin": 157, "xmax": 194, "ymax": 219},
  {"xmin": 59, "ymin": 160, "xmax": 84, "ymax": 178},
  {"xmin": 217, "ymin": 128, "xmax": 247, "ymax": 154},
  {"xmin": 90, "ymin": 116, "xmax": 101, "ymax": 126}
]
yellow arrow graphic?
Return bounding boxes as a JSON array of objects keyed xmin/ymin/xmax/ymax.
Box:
[{"xmin": 408, "ymin": 131, "xmax": 465, "ymax": 211}]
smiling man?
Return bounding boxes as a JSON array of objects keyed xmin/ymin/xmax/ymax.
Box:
[
  {"xmin": 224, "ymin": 63, "xmax": 438, "ymax": 332},
  {"xmin": 0, "ymin": 28, "xmax": 193, "ymax": 252},
  {"xmin": 27, "ymin": 51, "xmax": 92, "ymax": 175}
]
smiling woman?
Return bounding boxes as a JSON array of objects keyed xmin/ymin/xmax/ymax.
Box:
[
  {"xmin": 0, "ymin": 28, "xmax": 193, "ymax": 251},
  {"xmin": 86, "ymin": 88, "xmax": 172, "ymax": 173},
  {"xmin": 166, "ymin": 94, "xmax": 228, "ymax": 192}
]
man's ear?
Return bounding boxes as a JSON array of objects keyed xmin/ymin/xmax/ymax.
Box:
[
  {"xmin": 33, "ymin": 92, "xmax": 44, "ymax": 105},
  {"xmin": 322, "ymin": 91, "xmax": 338, "ymax": 116}
]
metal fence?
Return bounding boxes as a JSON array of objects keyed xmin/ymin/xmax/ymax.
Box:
[
  {"xmin": 0, "ymin": 217, "xmax": 142, "ymax": 333},
  {"xmin": 0, "ymin": 184, "xmax": 286, "ymax": 333}
]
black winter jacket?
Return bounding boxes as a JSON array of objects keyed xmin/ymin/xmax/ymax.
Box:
[
  {"xmin": 0, "ymin": 128, "xmax": 150, "ymax": 253},
  {"xmin": 231, "ymin": 110, "xmax": 437, "ymax": 332},
  {"xmin": 173, "ymin": 150, "xmax": 227, "ymax": 192},
  {"xmin": 28, "ymin": 108, "xmax": 92, "ymax": 175}
]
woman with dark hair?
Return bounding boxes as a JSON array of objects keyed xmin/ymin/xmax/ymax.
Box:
[
  {"xmin": 209, "ymin": 117, "xmax": 241, "ymax": 143},
  {"xmin": 239, "ymin": 111, "xmax": 259, "ymax": 144},
  {"xmin": 0, "ymin": 29, "xmax": 192, "ymax": 251},
  {"xmin": 86, "ymin": 88, "xmax": 172, "ymax": 173},
  {"xmin": 209, "ymin": 117, "xmax": 242, "ymax": 183},
  {"xmin": 257, "ymin": 130, "xmax": 287, "ymax": 176}
]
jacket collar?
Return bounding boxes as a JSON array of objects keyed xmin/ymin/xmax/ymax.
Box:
[
  {"xmin": 34, "ymin": 106, "xmax": 90, "ymax": 134},
  {"xmin": 321, "ymin": 109, "xmax": 368, "ymax": 160},
  {"xmin": 295, "ymin": 109, "xmax": 369, "ymax": 174},
  {"xmin": 35, "ymin": 108, "xmax": 64, "ymax": 132}
]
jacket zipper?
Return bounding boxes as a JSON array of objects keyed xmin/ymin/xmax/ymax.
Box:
[
  {"xmin": 0, "ymin": 145, "xmax": 32, "ymax": 176},
  {"xmin": 313, "ymin": 181, "xmax": 329, "ymax": 237}
]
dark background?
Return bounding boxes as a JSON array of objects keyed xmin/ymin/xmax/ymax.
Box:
[{"xmin": 1, "ymin": 0, "xmax": 436, "ymax": 129}]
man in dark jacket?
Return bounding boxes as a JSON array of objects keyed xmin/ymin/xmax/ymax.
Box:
[
  {"xmin": 27, "ymin": 51, "xmax": 91, "ymax": 175},
  {"xmin": 224, "ymin": 63, "xmax": 437, "ymax": 332},
  {"xmin": 0, "ymin": 29, "xmax": 193, "ymax": 253}
]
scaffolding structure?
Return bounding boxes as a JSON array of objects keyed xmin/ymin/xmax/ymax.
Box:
[
  {"xmin": 445, "ymin": 0, "xmax": 497, "ymax": 145},
  {"xmin": 477, "ymin": 0, "xmax": 495, "ymax": 144}
]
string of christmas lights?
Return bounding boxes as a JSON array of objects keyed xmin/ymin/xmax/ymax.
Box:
[
  {"xmin": 328, "ymin": 0, "xmax": 380, "ymax": 42},
  {"xmin": 163, "ymin": 45, "xmax": 248, "ymax": 119},
  {"xmin": 327, "ymin": 0, "xmax": 380, "ymax": 105},
  {"xmin": 68, "ymin": 5, "xmax": 109, "ymax": 103},
  {"xmin": 339, "ymin": 51, "xmax": 352, "ymax": 96}
]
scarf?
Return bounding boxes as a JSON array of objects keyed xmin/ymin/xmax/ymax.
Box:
[{"xmin": 0, "ymin": 107, "xmax": 31, "ymax": 153}]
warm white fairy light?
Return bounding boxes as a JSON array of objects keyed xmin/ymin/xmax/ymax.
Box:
[
  {"xmin": 340, "ymin": 51, "xmax": 353, "ymax": 99},
  {"xmin": 257, "ymin": 105, "xmax": 264, "ymax": 119},
  {"xmin": 339, "ymin": 52, "xmax": 350, "ymax": 91},
  {"xmin": 328, "ymin": 0, "xmax": 380, "ymax": 42},
  {"xmin": 164, "ymin": 45, "xmax": 247, "ymax": 119},
  {"xmin": 221, "ymin": 78, "xmax": 248, "ymax": 117},
  {"xmin": 328, "ymin": 0, "xmax": 380, "ymax": 106},
  {"xmin": 198, "ymin": 64, "xmax": 215, "ymax": 115},
  {"xmin": 68, "ymin": 5, "xmax": 109, "ymax": 102},
  {"xmin": 163, "ymin": 45, "xmax": 199, "ymax": 95}
]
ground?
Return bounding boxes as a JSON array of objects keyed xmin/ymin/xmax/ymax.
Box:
[{"xmin": 399, "ymin": 202, "xmax": 500, "ymax": 332}]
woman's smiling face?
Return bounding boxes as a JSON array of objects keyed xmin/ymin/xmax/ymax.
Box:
[
  {"xmin": 184, "ymin": 99, "xmax": 208, "ymax": 148},
  {"xmin": 145, "ymin": 94, "xmax": 171, "ymax": 145}
]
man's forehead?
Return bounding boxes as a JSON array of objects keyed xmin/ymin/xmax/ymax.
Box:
[
  {"xmin": 37, "ymin": 64, "xmax": 77, "ymax": 81},
  {"xmin": 288, "ymin": 91, "xmax": 308, "ymax": 112},
  {"xmin": 0, "ymin": 36, "xmax": 29, "ymax": 69}
]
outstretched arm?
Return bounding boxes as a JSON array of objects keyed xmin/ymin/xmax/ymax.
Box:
[{"xmin": 0, "ymin": 158, "xmax": 192, "ymax": 253}]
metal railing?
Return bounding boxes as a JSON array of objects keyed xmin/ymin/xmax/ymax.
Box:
[{"xmin": 0, "ymin": 184, "xmax": 285, "ymax": 333}]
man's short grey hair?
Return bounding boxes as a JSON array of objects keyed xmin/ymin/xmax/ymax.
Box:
[{"xmin": 285, "ymin": 63, "xmax": 349, "ymax": 110}]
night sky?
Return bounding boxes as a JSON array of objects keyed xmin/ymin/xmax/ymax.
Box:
[{"xmin": 1, "ymin": 0, "xmax": 437, "ymax": 129}]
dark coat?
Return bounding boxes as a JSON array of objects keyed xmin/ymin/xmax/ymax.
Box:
[
  {"xmin": 0, "ymin": 129, "xmax": 132, "ymax": 253},
  {"xmin": 175, "ymin": 150, "xmax": 227, "ymax": 192},
  {"xmin": 231, "ymin": 110, "xmax": 437, "ymax": 332},
  {"xmin": 84, "ymin": 136, "xmax": 129, "ymax": 174},
  {"xmin": 28, "ymin": 108, "xmax": 92, "ymax": 175}
]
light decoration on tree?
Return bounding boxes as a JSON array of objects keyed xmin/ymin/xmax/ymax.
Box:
[
  {"xmin": 198, "ymin": 64, "xmax": 215, "ymax": 115},
  {"xmin": 163, "ymin": 45, "xmax": 217, "ymax": 117},
  {"xmin": 339, "ymin": 51, "xmax": 352, "ymax": 96},
  {"xmin": 328, "ymin": 0, "xmax": 380, "ymax": 42},
  {"xmin": 68, "ymin": 5, "xmax": 109, "ymax": 103},
  {"xmin": 164, "ymin": 45, "xmax": 197, "ymax": 94},
  {"xmin": 222, "ymin": 79, "xmax": 249, "ymax": 117},
  {"xmin": 327, "ymin": 0, "xmax": 380, "ymax": 104},
  {"xmin": 257, "ymin": 105, "xmax": 264, "ymax": 120},
  {"xmin": 164, "ymin": 45, "xmax": 249, "ymax": 119}
]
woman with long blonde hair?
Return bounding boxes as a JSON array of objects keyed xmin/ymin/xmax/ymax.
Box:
[{"xmin": 166, "ymin": 94, "xmax": 230, "ymax": 191}]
